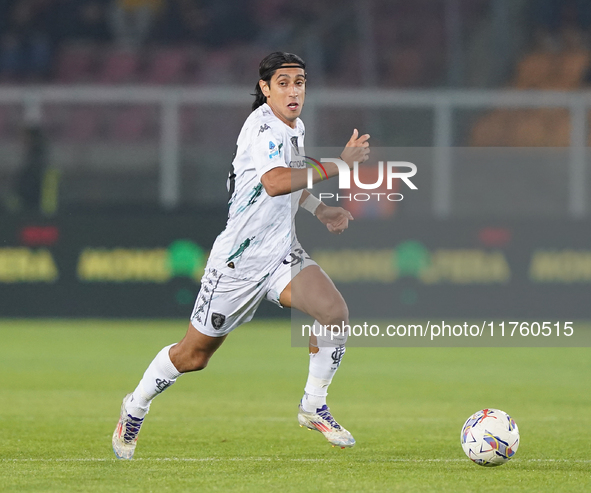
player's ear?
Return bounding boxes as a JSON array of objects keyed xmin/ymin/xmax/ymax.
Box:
[{"xmin": 259, "ymin": 79, "xmax": 271, "ymax": 98}]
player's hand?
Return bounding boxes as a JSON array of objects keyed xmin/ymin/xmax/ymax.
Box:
[
  {"xmin": 340, "ymin": 128, "xmax": 370, "ymax": 169},
  {"xmin": 315, "ymin": 204, "xmax": 354, "ymax": 235}
]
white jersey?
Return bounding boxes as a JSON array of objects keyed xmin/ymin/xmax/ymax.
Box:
[{"xmin": 206, "ymin": 103, "xmax": 306, "ymax": 281}]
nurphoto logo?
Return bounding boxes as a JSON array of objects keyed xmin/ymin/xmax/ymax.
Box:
[{"xmin": 305, "ymin": 158, "xmax": 418, "ymax": 202}]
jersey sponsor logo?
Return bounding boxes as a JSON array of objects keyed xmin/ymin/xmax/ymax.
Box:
[
  {"xmin": 211, "ymin": 312, "xmax": 226, "ymax": 330},
  {"xmin": 258, "ymin": 124, "xmax": 270, "ymax": 135},
  {"xmin": 290, "ymin": 159, "xmax": 306, "ymax": 169}
]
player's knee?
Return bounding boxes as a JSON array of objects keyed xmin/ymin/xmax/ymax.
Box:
[
  {"xmin": 319, "ymin": 298, "xmax": 349, "ymax": 327},
  {"xmin": 176, "ymin": 351, "xmax": 211, "ymax": 373},
  {"xmin": 189, "ymin": 353, "xmax": 211, "ymax": 372}
]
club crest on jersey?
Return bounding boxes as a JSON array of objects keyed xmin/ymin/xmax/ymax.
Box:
[
  {"xmin": 211, "ymin": 312, "xmax": 226, "ymax": 330},
  {"xmin": 290, "ymin": 136, "xmax": 300, "ymax": 155}
]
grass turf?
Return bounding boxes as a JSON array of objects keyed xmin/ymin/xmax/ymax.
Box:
[{"xmin": 0, "ymin": 319, "xmax": 590, "ymax": 492}]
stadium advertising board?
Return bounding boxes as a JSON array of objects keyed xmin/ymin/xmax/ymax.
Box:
[
  {"xmin": 0, "ymin": 214, "xmax": 229, "ymax": 317},
  {"xmin": 1, "ymin": 215, "xmax": 590, "ymax": 318},
  {"xmin": 296, "ymin": 217, "xmax": 591, "ymax": 320}
]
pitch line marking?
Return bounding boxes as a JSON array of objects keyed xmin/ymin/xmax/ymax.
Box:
[{"xmin": 2, "ymin": 458, "xmax": 591, "ymax": 463}]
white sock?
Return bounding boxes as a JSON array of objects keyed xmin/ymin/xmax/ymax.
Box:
[
  {"xmin": 302, "ymin": 327, "xmax": 346, "ymax": 413},
  {"xmin": 126, "ymin": 344, "xmax": 182, "ymax": 418}
]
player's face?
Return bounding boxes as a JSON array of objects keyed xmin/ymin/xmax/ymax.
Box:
[{"xmin": 260, "ymin": 66, "xmax": 306, "ymax": 128}]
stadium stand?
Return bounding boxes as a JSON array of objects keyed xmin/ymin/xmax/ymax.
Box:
[
  {"xmin": 55, "ymin": 45, "xmax": 99, "ymax": 84},
  {"xmin": 145, "ymin": 47, "xmax": 190, "ymax": 85},
  {"xmin": 470, "ymin": 49, "xmax": 591, "ymax": 146},
  {"xmin": 469, "ymin": 0, "xmax": 591, "ymax": 146},
  {"xmin": 108, "ymin": 106, "xmax": 156, "ymax": 141},
  {"xmin": 60, "ymin": 107, "xmax": 103, "ymax": 142},
  {"xmin": 98, "ymin": 48, "xmax": 141, "ymax": 84},
  {"xmin": 0, "ymin": 0, "xmax": 492, "ymax": 88},
  {"xmin": 2, "ymin": 0, "xmax": 566, "ymax": 148}
]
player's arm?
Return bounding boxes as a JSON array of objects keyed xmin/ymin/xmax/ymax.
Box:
[
  {"xmin": 299, "ymin": 190, "xmax": 354, "ymax": 234},
  {"xmin": 299, "ymin": 189, "xmax": 312, "ymax": 205},
  {"xmin": 299, "ymin": 189, "xmax": 324, "ymax": 213},
  {"xmin": 261, "ymin": 165, "xmax": 335, "ymax": 197},
  {"xmin": 261, "ymin": 129, "xmax": 370, "ymax": 197}
]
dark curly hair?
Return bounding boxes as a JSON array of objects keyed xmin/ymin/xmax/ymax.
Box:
[{"xmin": 252, "ymin": 52, "xmax": 306, "ymax": 111}]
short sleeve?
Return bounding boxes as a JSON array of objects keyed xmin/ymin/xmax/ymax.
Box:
[{"xmin": 252, "ymin": 124, "xmax": 288, "ymax": 181}]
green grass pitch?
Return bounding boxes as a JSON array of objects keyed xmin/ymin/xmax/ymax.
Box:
[{"xmin": 0, "ymin": 319, "xmax": 590, "ymax": 492}]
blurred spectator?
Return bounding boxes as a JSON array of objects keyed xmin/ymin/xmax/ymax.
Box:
[
  {"xmin": 109, "ymin": 0, "xmax": 162, "ymax": 47},
  {"xmin": 0, "ymin": 0, "xmax": 490, "ymax": 88},
  {"xmin": 154, "ymin": 0, "xmax": 210, "ymax": 44},
  {"xmin": 531, "ymin": 0, "xmax": 591, "ymax": 50},
  {"xmin": 0, "ymin": 0, "xmax": 54, "ymax": 80},
  {"xmin": 251, "ymin": 0, "xmax": 297, "ymax": 49},
  {"xmin": 63, "ymin": 0, "xmax": 111, "ymax": 43},
  {"xmin": 155, "ymin": 0, "xmax": 255, "ymax": 47},
  {"xmin": 203, "ymin": 0, "xmax": 255, "ymax": 48},
  {"xmin": 16, "ymin": 125, "xmax": 50, "ymax": 212}
]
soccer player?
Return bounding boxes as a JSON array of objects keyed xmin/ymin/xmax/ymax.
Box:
[{"xmin": 112, "ymin": 52, "xmax": 370, "ymax": 459}]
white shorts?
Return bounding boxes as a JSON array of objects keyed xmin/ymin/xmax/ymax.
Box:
[{"xmin": 190, "ymin": 243, "xmax": 317, "ymax": 337}]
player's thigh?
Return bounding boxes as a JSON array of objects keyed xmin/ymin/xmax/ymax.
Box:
[
  {"xmin": 191, "ymin": 268, "xmax": 266, "ymax": 337},
  {"xmin": 282, "ymin": 265, "xmax": 349, "ymax": 324},
  {"xmin": 176, "ymin": 268, "xmax": 266, "ymax": 371}
]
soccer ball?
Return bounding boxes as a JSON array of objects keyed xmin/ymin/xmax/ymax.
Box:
[{"xmin": 460, "ymin": 408, "xmax": 519, "ymax": 467}]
